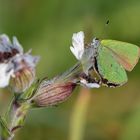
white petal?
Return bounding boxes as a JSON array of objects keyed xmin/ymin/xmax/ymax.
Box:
[
  {"xmin": 0, "ymin": 63, "xmax": 14, "ymax": 88},
  {"xmin": 70, "ymin": 46, "xmax": 79, "ymax": 60},
  {"xmin": 80, "ymin": 79, "xmax": 100, "ymax": 88},
  {"xmin": 85, "ymin": 83, "xmax": 100, "ymax": 88},
  {"xmin": 0, "ymin": 34, "xmax": 11, "ymax": 52},
  {"xmin": 0, "ymin": 34, "xmax": 10, "ymax": 44},
  {"xmin": 72, "ymin": 31, "xmax": 84, "ymax": 51},
  {"xmin": 13, "ymin": 37, "xmax": 23, "ymax": 53},
  {"xmin": 70, "ymin": 31, "xmax": 85, "ymax": 60},
  {"xmin": 72, "ymin": 31, "xmax": 84, "ymax": 46}
]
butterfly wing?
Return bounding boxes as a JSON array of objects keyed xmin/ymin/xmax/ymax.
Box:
[
  {"xmin": 101, "ymin": 40, "xmax": 140, "ymax": 71},
  {"xmin": 96, "ymin": 44, "xmax": 128, "ymax": 87}
]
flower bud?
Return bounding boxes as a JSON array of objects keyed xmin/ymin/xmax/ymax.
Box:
[
  {"xmin": 32, "ymin": 77, "xmax": 76, "ymax": 107},
  {"xmin": 10, "ymin": 53, "xmax": 39, "ymax": 93},
  {"xmin": 31, "ymin": 63, "xmax": 82, "ymax": 107}
]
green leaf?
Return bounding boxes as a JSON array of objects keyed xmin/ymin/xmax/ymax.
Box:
[{"xmin": 0, "ymin": 116, "xmax": 11, "ymax": 139}]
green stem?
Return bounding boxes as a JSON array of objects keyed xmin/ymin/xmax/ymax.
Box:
[
  {"xmin": 4, "ymin": 96, "xmax": 15, "ymax": 126},
  {"xmin": 69, "ymin": 88, "xmax": 91, "ymax": 140},
  {"xmin": 56, "ymin": 62, "xmax": 83, "ymax": 83},
  {"xmin": 0, "ymin": 116, "xmax": 11, "ymax": 140},
  {"xmin": 1, "ymin": 98, "xmax": 31, "ymax": 140},
  {"xmin": 9, "ymin": 101, "xmax": 31, "ymax": 133}
]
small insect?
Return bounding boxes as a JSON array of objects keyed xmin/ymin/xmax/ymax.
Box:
[
  {"xmin": 90, "ymin": 38, "xmax": 140, "ymax": 87},
  {"xmin": 106, "ymin": 20, "xmax": 109, "ymax": 25}
]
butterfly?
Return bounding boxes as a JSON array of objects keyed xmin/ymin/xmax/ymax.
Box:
[
  {"xmin": 70, "ymin": 31, "xmax": 140, "ymax": 87},
  {"xmin": 89, "ymin": 39, "xmax": 140, "ymax": 87}
]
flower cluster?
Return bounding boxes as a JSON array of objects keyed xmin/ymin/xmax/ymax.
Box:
[{"xmin": 0, "ymin": 34, "xmax": 39, "ymax": 93}]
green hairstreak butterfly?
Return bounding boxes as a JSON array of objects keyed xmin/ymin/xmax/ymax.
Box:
[{"xmin": 90, "ymin": 39, "xmax": 140, "ymax": 87}]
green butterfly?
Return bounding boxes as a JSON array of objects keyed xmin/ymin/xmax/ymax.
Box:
[
  {"xmin": 70, "ymin": 31, "xmax": 140, "ymax": 87},
  {"xmin": 91, "ymin": 39, "xmax": 140, "ymax": 87}
]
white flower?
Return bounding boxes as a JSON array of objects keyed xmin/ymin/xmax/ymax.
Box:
[
  {"xmin": 0, "ymin": 34, "xmax": 40, "ymax": 92},
  {"xmin": 70, "ymin": 31, "xmax": 85, "ymax": 60},
  {"xmin": 0, "ymin": 63, "xmax": 14, "ymax": 87},
  {"xmin": 80, "ymin": 79, "xmax": 100, "ymax": 88}
]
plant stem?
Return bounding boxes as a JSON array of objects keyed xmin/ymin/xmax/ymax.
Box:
[
  {"xmin": 0, "ymin": 98, "xmax": 31, "ymax": 140},
  {"xmin": 10, "ymin": 101, "xmax": 30, "ymax": 132},
  {"xmin": 69, "ymin": 88, "xmax": 91, "ymax": 140},
  {"xmin": 0, "ymin": 116, "xmax": 11, "ymax": 140}
]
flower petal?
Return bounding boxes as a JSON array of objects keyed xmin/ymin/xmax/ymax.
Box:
[
  {"xmin": 0, "ymin": 34, "xmax": 11, "ymax": 45},
  {"xmin": 0, "ymin": 34, "xmax": 11, "ymax": 52},
  {"xmin": 13, "ymin": 37, "xmax": 23, "ymax": 54},
  {"xmin": 70, "ymin": 46, "xmax": 79, "ymax": 60},
  {"xmin": 0, "ymin": 63, "xmax": 14, "ymax": 88},
  {"xmin": 70, "ymin": 31, "xmax": 85, "ymax": 60},
  {"xmin": 80, "ymin": 79, "xmax": 100, "ymax": 88},
  {"xmin": 0, "ymin": 34, "xmax": 22, "ymax": 63}
]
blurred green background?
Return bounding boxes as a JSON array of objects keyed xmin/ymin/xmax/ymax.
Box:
[{"xmin": 0, "ymin": 0, "xmax": 140, "ymax": 140}]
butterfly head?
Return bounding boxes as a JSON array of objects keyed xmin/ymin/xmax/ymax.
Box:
[{"xmin": 91, "ymin": 37, "xmax": 100, "ymax": 49}]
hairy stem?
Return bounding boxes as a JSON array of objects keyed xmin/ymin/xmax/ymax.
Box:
[
  {"xmin": 9, "ymin": 101, "xmax": 30, "ymax": 133},
  {"xmin": 1, "ymin": 98, "xmax": 31, "ymax": 140}
]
